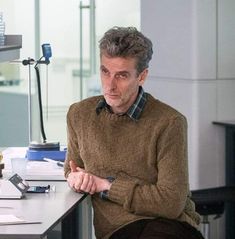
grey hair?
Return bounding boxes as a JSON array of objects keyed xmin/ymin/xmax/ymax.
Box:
[{"xmin": 99, "ymin": 26, "xmax": 153, "ymax": 75}]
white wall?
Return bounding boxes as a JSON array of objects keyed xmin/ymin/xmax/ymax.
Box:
[
  {"xmin": 141, "ymin": 0, "xmax": 235, "ymax": 188},
  {"xmin": 141, "ymin": 1, "xmax": 235, "ymax": 238}
]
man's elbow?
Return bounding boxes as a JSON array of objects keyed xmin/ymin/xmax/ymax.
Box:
[{"xmin": 161, "ymin": 196, "xmax": 186, "ymax": 219}]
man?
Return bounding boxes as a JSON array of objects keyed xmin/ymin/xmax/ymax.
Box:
[{"xmin": 64, "ymin": 27, "xmax": 203, "ymax": 239}]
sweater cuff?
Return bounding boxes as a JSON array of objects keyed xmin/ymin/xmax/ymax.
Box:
[{"xmin": 108, "ymin": 177, "xmax": 139, "ymax": 208}]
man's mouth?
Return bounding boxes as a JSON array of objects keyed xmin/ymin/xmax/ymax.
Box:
[{"xmin": 106, "ymin": 93, "xmax": 119, "ymax": 98}]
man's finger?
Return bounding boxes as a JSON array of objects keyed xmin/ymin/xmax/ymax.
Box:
[
  {"xmin": 76, "ymin": 166, "xmax": 85, "ymax": 172},
  {"xmin": 80, "ymin": 173, "xmax": 90, "ymax": 192}
]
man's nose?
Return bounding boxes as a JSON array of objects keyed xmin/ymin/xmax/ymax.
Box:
[{"xmin": 108, "ymin": 75, "xmax": 117, "ymax": 90}]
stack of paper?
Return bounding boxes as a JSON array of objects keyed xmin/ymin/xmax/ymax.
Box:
[
  {"xmin": 27, "ymin": 161, "xmax": 63, "ymax": 176},
  {"xmin": 0, "ymin": 214, "xmax": 42, "ymax": 225},
  {"xmin": 0, "ymin": 214, "xmax": 26, "ymax": 225}
]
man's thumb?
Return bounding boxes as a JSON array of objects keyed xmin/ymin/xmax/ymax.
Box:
[{"xmin": 70, "ymin": 160, "xmax": 78, "ymax": 172}]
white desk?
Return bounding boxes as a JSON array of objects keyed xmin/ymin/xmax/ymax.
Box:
[{"xmin": 0, "ymin": 181, "xmax": 86, "ymax": 239}]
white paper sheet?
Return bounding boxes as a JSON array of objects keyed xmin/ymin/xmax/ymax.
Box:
[{"xmin": 0, "ymin": 214, "xmax": 25, "ymax": 225}]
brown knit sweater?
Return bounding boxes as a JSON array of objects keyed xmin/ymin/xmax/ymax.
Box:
[{"xmin": 64, "ymin": 93, "xmax": 201, "ymax": 239}]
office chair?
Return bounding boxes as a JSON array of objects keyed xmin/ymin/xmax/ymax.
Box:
[{"xmin": 191, "ymin": 187, "xmax": 227, "ymax": 239}]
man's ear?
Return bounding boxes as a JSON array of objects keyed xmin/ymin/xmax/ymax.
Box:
[{"xmin": 138, "ymin": 69, "xmax": 148, "ymax": 86}]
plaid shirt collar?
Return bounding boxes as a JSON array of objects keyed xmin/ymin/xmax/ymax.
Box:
[{"xmin": 96, "ymin": 86, "xmax": 147, "ymax": 121}]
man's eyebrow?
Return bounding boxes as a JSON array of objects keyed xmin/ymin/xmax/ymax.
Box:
[
  {"xmin": 100, "ymin": 65, "xmax": 107, "ymax": 69},
  {"xmin": 115, "ymin": 70, "xmax": 130, "ymax": 75},
  {"xmin": 100, "ymin": 66, "xmax": 130, "ymax": 75}
]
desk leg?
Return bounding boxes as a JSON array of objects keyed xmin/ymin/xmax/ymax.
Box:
[
  {"xmin": 61, "ymin": 207, "xmax": 79, "ymax": 239},
  {"xmin": 225, "ymin": 127, "xmax": 235, "ymax": 239}
]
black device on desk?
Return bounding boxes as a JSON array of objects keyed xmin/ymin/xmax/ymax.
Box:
[{"xmin": 27, "ymin": 185, "xmax": 50, "ymax": 193}]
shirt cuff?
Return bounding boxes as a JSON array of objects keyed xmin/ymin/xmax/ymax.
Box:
[{"xmin": 99, "ymin": 176, "xmax": 115, "ymax": 200}]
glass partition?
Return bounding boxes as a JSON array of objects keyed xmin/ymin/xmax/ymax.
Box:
[{"xmin": 0, "ymin": 0, "xmax": 140, "ymax": 147}]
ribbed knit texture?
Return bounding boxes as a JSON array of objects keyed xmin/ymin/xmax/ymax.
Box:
[{"xmin": 64, "ymin": 94, "xmax": 201, "ymax": 239}]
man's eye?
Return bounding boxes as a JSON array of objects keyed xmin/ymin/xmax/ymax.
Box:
[
  {"xmin": 116, "ymin": 73, "xmax": 128, "ymax": 79},
  {"xmin": 101, "ymin": 68, "xmax": 109, "ymax": 75}
]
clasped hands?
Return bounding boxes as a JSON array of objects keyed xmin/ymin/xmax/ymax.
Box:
[{"xmin": 67, "ymin": 160, "xmax": 111, "ymax": 195}]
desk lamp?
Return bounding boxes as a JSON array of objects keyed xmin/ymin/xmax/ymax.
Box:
[{"xmin": 22, "ymin": 44, "xmax": 66, "ymax": 161}]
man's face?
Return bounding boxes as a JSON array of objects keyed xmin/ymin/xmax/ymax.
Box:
[{"xmin": 100, "ymin": 55, "xmax": 147, "ymax": 114}]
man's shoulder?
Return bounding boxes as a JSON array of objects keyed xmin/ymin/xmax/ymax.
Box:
[
  {"xmin": 68, "ymin": 95, "xmax": 103, "ymax": 112},
  {"xmin": 145, "ymin": 93, "xmax": 186, "ymax": 121},
  {"xmin": 67, "ymin": 95, "xmax": 103, "ymax": 120}
]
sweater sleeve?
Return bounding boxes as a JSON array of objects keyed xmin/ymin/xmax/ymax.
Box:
[
  {"xmin": 107, "ymin": 116, "xmax": 189, "ymax": 219},
  {"xmin": 64, "ymin": 104, "xmax": 84, "ymax": 178}
]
